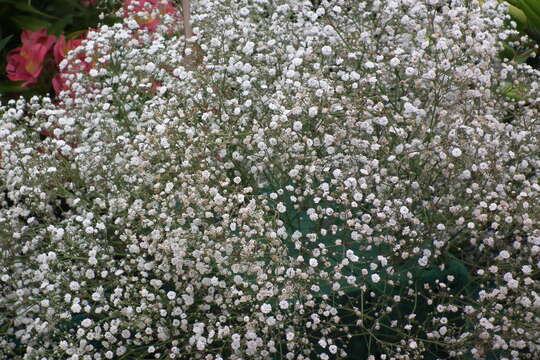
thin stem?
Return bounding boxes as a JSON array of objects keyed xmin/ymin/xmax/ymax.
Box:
[{"xmin": 182, "ymin": 0, "xmax": 193, "ymax": 40}]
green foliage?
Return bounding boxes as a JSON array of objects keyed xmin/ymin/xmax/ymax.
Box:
[
  {"xmin": 507, "ymin": 0, "xmax": 540, "ymax": 40},
  {"xmin": 498, "ymin": 0, "xmax": 540, "ymax": 67}
]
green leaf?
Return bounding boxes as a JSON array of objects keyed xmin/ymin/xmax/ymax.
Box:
[
  {"xmin": 505, "ymin": 0, "xmax": 522, "ymax": 7},
  {"xmin": 0, "ymin": 4, "xmax": 10, "ymax": 17},
  {"xmin": 0, "ymin": 81, "xmax": 28, "ymax": 93},
  {"xmin": 515, "ymin": 0, "xmax": 540, "ymax": 31},
  {"xmin": 9, "ymin": 1, "xmax": 58, "ymax": 19},
  {"xmin": 499, "ymin": 43, "xmax": 516, "ymax": 60},
  {"xmin": 10, "ymin": 15, "xmax": 51, "ymax": 31},
  {"xmin": 48, "ymin": 15, "xmax": 74, "ymax": 36},
  {"xmin": 521, "ymin": 0, "xmax": 540, "ymax": 18},
  {"xmin": 514, "ymin": 48, "xmax": 535, "ymax": 63},
  {"xmin": 0, "ymin": 34, "xmax": 13, "ymax": 52},
  {"xmin": 501, "ymin": 82, "xmax": 529, "ymax": 100},
  {"xmin": 508, "ymin": 4, "xmax": 528, "ymax": 31}
]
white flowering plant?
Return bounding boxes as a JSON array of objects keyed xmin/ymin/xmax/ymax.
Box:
[{"xmin": 1, "ymin": 0, "xmax": 539, "ymax": 359}]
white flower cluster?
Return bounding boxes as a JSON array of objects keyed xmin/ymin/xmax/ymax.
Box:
[{"xmin": 1, "ymin": 0, "xmax": 539, "ymax": 359}]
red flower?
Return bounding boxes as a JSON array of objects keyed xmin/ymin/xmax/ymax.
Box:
[{"xmin": 6, "ymin": 29, "xmax": 56, "ymax": 86}]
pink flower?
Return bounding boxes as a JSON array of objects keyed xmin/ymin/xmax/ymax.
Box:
[
  {"xmin": 123, "ymin": 0, "xmax": 181, "ymax": 32},
  {"xmin": 6, "ymin": 49, "xmax": 34, "ymax": 86},
  {"xmin": 6, "ymin": 29, "xmax": 56, "ymax": 86},
  {"xmin": 52, "ymin": 72, "xmax": 68, "ymax": 95},
  {"xmin": 53, "ymin": 35, "xmax": 83, "ymax": 65}
]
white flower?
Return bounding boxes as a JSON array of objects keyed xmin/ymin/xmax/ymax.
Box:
[
  {"xmin": 439, "ymin": 326, "xmax": 447, "ymax": 336},
  {"xmin": 69, "ymin": 281, "xmax": 80, "ymax": 291},
  {"xmin": 364, "ymin": 61, "xmax": 375, "ymax": 69},
  {"xmin": 293, "ymin": 121, "xmax": 303, "ymax": 131},
  {"xmin": 321, "ymin": 46, "xmax": 333, "ymax": 56},
  {"xmin": 239, "ymin": 7, "xmax": 249, "ymax": 16},
  {"xmin": 266, "ymin": 316, "xmax": 276, "ymax": 326},
  {"xmin": 242, "ymin": 41, "xmax": 255, "ymax": 55},
  {"xmin": 376, "ymin": 116, "xmax": 388, "ymax": 126},
  {"xmin": 260, "ymin": 303, "xmax": 272, "ymax": 314},
  {"xmin": 145, "ymin": 62, "xmax": 156, "ymax": 73},
  {"xmin": 507, "ymin": 279, "xmax": 519, "ymax": 289},
  {"xmin": 70, "ymin": 303, "xmax": 81, "ymax": 313},
  {"xmin": 405, "ymin": 67, "xmax": 417, "ymax": 76},
  {"xmin": 371, "ymin": 274, "xmax": 380, "ymax": 283},
  {"xmin": 451, "ymin": 148, "xmax": 462, "ymax": 157}
]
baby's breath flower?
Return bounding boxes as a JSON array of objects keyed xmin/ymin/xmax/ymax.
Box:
[{"xmin": 1, "ymin": 0, "xmax": 539, "ymax": 359}]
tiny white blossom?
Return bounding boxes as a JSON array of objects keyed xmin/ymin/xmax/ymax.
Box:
[
  {"xmin": 260, "ymin": 303, "xmax": 272, "ymax": 314},
  {"xmin": 451, "ymin": 148, "xmax": 462, "ymax": 157},
  {"xmin": 70, "ymin": 303, "xmax": 81, "ymax": 313},
  {"xmin": 321, "ymin": 46, "xmax": 333, "ymax": 56}
]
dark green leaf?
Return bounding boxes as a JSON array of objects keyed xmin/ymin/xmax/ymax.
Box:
[
  {"xmin": 499, "ymin": 44, "xmax": 516, "ymax": 61},
  {"xmin": 0, "ymin": 4, "xmax": 10, "ymax": 17},
  {"xmin": 10, "ymin": 16, "xmax": 51, "ymax": 31},
  {"xmin": 48, "ymin": 15, "xmax": 74, "ymax": 36},
  {"xmin": 0, "ymin": 34, "xmax": 13, "ymax": 52},
  {"xmin": 0, "ymin": 81, "xmax": 28, "ymax": 93},
  {"xmin": 10, "ymin": 1, "xmax": 58, "ymax": 19}
]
